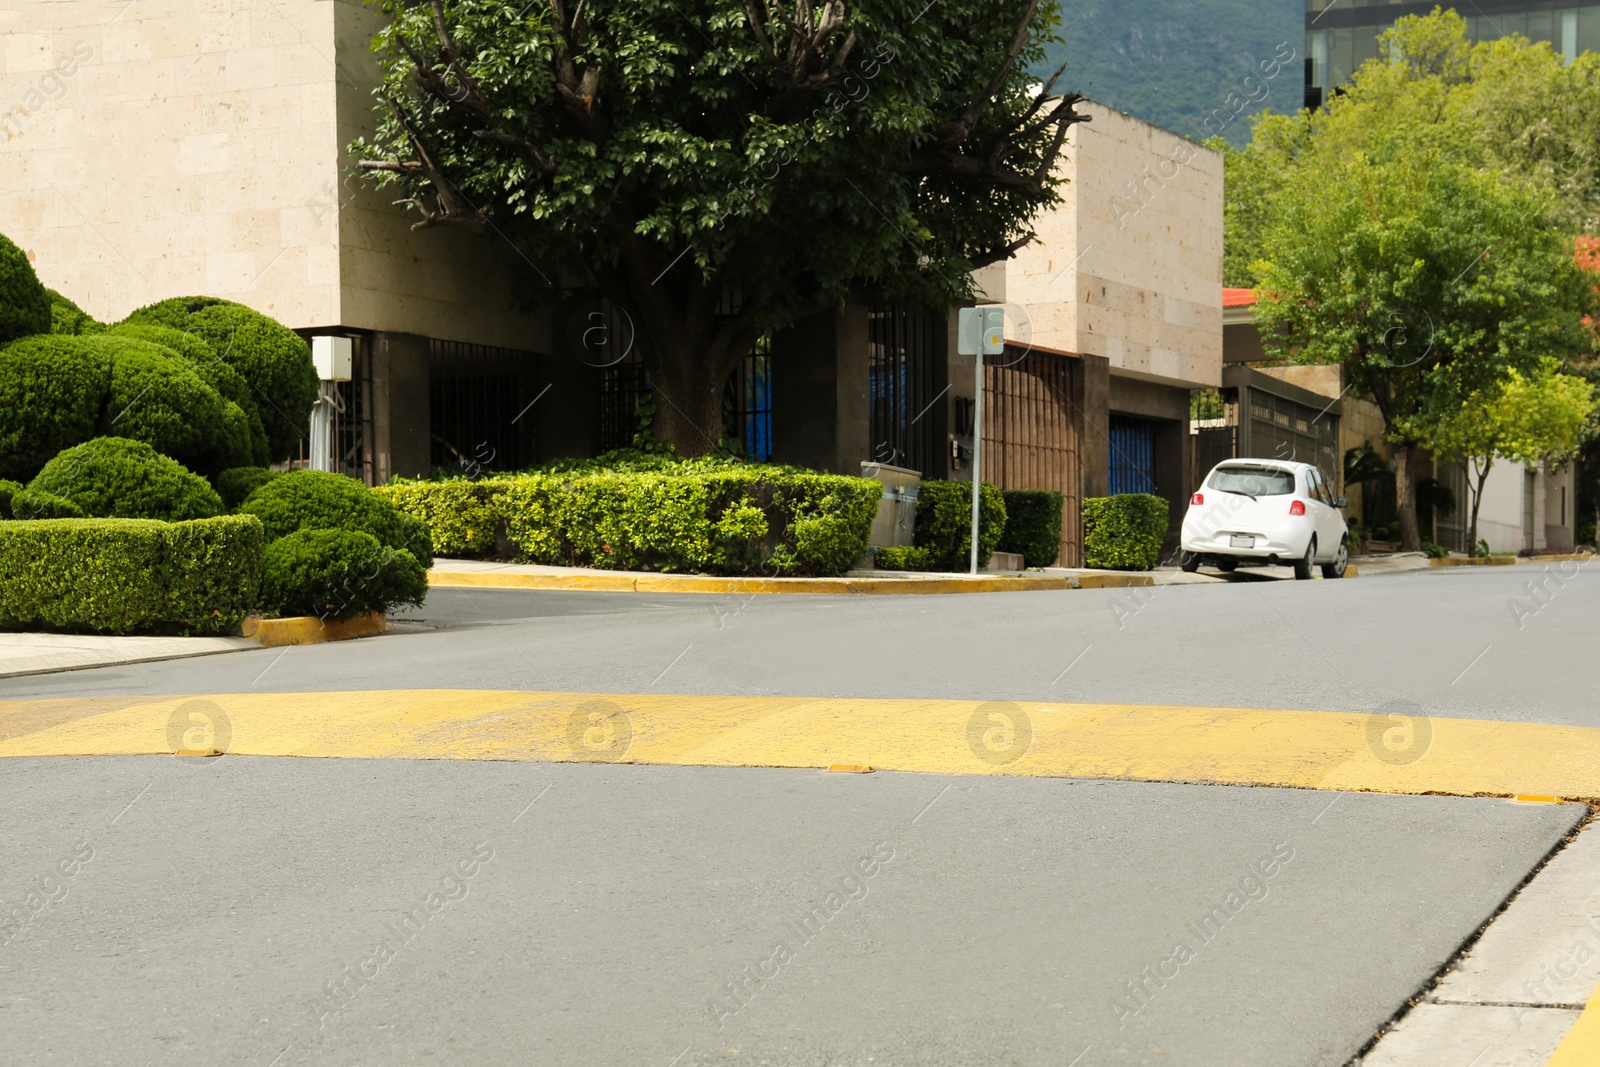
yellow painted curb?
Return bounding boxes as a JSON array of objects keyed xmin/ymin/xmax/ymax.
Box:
[
  {"xmin": 428, "ymin": 570, "xmax": 1154, "ymax": 595},
  {"xmin": 2, "ymin": 690, "xmax": 1598, "ymax": 803},
  {"xmin": 240, "ymin": 612, "xmax": 387, "ymax": 648},
  {"xmin": 1518, "ymin": 552, "xmax": 1596, "ymax": 564},
  {"xmin": 1546, "ymin": 974, "xmax": 1600, "ymax": 1066},
  {"xmin": 1431, "ymin": 556, "xmax": 1517, "ymax": 567}
]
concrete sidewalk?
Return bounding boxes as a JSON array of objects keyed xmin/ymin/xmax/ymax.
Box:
[{"xmin": 0, "ymin": 632, "xmax": 259, "ymax": 679}]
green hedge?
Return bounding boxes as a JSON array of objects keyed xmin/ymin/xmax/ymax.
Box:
[
  {"xmin": 494, "ymin": 467, "xmax": 879, "ymax": 576},
  {"xmin": 998, "ymin": 489, "xmax": 1064, "ymax": 568},
  {"xmin": 28, "ymin": 438, "xmax": 223, "ymax": 522},
  {"xmin": 872, "ymin": 545, "xmax": 935, "ymax": 571},
  {"xmin": 214, "ymin": 467, "xmax": 281, "ymax": 511},
  {"xmin": 110, "ymin": 323, "xmax": 270, "ymax": 466},
  {"xmin": 262, "ymin": 528, "xmax": 427, "ymax": 621},
  {"xmin": 0, "ymin": 479, "xmax": 21, "ymax": 519},
  {"xmin": 11, "ymin": 488, "xmax": 84, "ymax": 520},
  {"xmin": 0, "ymin": 232, "xmax": 50, "ymax": 345},
  {"xmin": 376, "ymin": 479, "xmax": 513, "ymax": 558},
  {"xmin": 0, "ymin": 515, "xmax": 263, "ymax": 634},
  {"xmin": 48, "ymin": 288, "xmax": 101, "ymax": 336},
  {"xmin": 1082, "ymin": 494, "xmax": 1169, "ymax": 571},
  {"xmin": 910, "ymin": 480, "xmax": 1007, "ymax": 571},
  {"xmin": 239, "ymin": 469, "xmax": 432, "ymax": 567}
]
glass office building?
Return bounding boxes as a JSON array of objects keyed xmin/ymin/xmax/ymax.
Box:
[{"xmin": 1305, "ymin": 0, "xmax": 1600, "ymax": 106}]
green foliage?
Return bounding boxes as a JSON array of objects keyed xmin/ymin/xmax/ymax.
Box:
[
  {"xmin": 123, "ymin": 297, "xmax": 318, "ymax": 461},
  {"xmin": 355, "ymin": 0, "xmax": 1081, "ymax": 454},
  {"xmin": 498, "ymin": 466, "xmax": 878, "ymax": 576},
  {"xmin": 47, "ymin": 289, "xmax": 101, "ymax": 336},
  {"xmin": 1419, "ymin": 540, "xmax": 1449, "ymax": 559},
  {"xmin": 10, "ymin": 488, "xmax": 84, "ymax": 520},
  {"xmin": 0, "ymin": 232, "xmax": 50, "ymax": 344},
  {"xmin": 239, "ymin": 469, "xmax": 434, "ymax": 567},
  {"xmin": 377, "ymin": 479, "xmax": 514, "ymax": 557},
  {"xmin": 110, "ymin": 322, "xmax": 271, "ymax": 466},
  {"xmin": 911, "ymin": 481, "xmax": 1007, "ymax": 571},
  {"xmin": 214, "ymin": 467, "xmax": 282, "ymax": 511},
  {"xmin": 0, "ymin": 334, "xmax": 253, "ymax": 481},
  {"xmin": 1032, "ymin": 0, "xmax": 1301, "ymax": 150},
  {"xmin": 262, "ymin": 528, "xmax": 427, "ymax": 621},
  {"xmin": 27, "ymin": 438, "xmax": 224, "ymax": 522},
  {"xmin": 872, "ymin": 545, "xmax": 935, "ymax": 572},
  {"xmin": 1083, "ymin": 494, "xmax": 1169, "ymax": 570},
  {"xmin": 997, "ymin": 489, "xmax": 1063, "ymax": 567},
  {"xmin": 0, "ymin": 479, "xmax": 20, "ymax": 519},
  {"xmin": 0, "ymin": 515, "xmax": 263, "ymax": 635}
]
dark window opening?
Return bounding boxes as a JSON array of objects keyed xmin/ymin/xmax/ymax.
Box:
[
  {"xmin": 428, "ymin": 339, "xmax": 539, "ymax": 474},
  {"xmin": 868, "ymin": 303, "xmax": 941, "ymax": 473}
]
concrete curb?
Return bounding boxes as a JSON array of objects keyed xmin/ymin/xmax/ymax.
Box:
[
  {"xmin": 1430, "ymin": 556, "xmax": 1517, "ymax": 567},
  {"xmin": 1517, "ymin": 552, "xmax": 1596, "ymax": 564},
  {"xmin": 427, "ymin": 570, "xmax": 1155, "ymax": 595},
  {"xmin": 241, "ymin": 612, "xmax": 388, "ymax": 647}
]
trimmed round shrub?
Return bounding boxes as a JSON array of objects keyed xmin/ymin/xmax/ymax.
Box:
[
  {"xmin": 122, "ymin": 297, "xmax": 318, "ymax": 461},
  {"xmin": 997, "ymin": 489, "xmax": 1065, "ymax": 568},
  {"xmin": 48, "ymin": 289, "xmax": 101, "ymax": 335},
  {"xmin": 238, "ymin": 469, "xmax": 433, "ymax": 564},
  {"xmin": 30, "ymin": 438, "xmax": 223, "ymax": 521},
  {"xmin": 262, "ymin": 528, "xmax": 427, "ymax": 620},
  {"xmin": 105, "ymin": 338, "xmax": 254, "ymax": 476},
  {"xmin": 10, "ymin": 487, "xmax": 85, "ymax": 520},
  {"xmin": 0, "ymin": 479, "xmax": 21, "ymax": 518},
  {"xmin": 214, "ymin": 467, "xmax": 281, "ymax": 511},
  {"xmin": 0, "ymin": 334, "xmax": 113, "ymax": 482},
  {"xmin": 0, "ymin": 334, "xmax": 252, "ymax": 481},
  {"xmin": 110, "ymin": 322, "xmax": 270, "ymax": 466},
  {"xmin": 0, "ymin": 233, "xmax": 50, "ymax": 344},
  {"xmin": 911, "ymin": 480, "xmax": 1008, "ymax": 571}
]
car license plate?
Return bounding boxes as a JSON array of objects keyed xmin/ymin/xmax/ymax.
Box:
[{"xmin": 1229, "ymin": 534, "xmax": 1253, "ymax": 549}]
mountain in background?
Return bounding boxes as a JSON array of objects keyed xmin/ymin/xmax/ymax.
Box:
[{"xmin": 1033, "ymin": 0, "xmax": 1304, "ymax": 144}]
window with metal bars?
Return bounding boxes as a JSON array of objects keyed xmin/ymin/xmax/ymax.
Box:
[
  {"xmin": 868, "ymin": 303, "xmax": 941, "ymax": 474},
  {"xmin": 1108, "ymin": 414, "xmax": 1157, "ymax": 496},
  {"xmin": 726, "ymin": 336, "xmax": 773, "ymax": 461},
  {"xmin": 428, "ymin": 339, "xmax": 539, "ymax": 474}
]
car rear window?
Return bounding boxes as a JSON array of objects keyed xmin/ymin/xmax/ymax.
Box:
[{"xmin": 1208, "ymin": 466, "xmax": 1296, "ymax": 496}]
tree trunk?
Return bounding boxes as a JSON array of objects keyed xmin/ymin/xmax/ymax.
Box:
[
  {"xmin": 647, "ymin": 351, "xmax": 733, "ymax": 458},
  {"xmin": 1394, "ymin": 443, "xmax": 1422, "ymax": 551},
  {"xmin": 1468, "ymin": 460, "xmax": 1492, "ymax": 557}
]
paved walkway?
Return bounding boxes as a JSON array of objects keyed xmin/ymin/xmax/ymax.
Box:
[{"xmin": 0, "ymin": 633, "xmax": 258, "ymax": 679}]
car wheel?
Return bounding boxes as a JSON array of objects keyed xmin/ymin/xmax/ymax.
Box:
[
  {"xmin": 1293, "ymin": 537, "xmax": 1316, "ymax": 580},
  {"xmin": 1321, "ymin": 538, "xmax": 1348, "ymax": 579},
  {"xmin": 1216, "ymin": 560, "xmax": 1238, "ymax": 573},
  {"xmin": 1179, "ymin": 550, "xmax": 1200, "ymax": 573}
]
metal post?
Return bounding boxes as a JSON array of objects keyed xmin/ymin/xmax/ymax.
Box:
[
  {"xmin": 970, "ymin": 351, "xmax": 982, "ymax": 575},
  {"xmin": 309, "ymin": 382, "xmax": 334, "ymax": 472}
]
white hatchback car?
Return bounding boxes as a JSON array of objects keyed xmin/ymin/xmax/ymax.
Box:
[{"xmin": 1179, "ymin": 459, "xmax": 1350, "ymax": 580}]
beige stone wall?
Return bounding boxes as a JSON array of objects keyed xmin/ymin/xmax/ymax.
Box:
[
  {"xmin": 0, "ymin": 0, "xmax": 545, "ymax": 349},
  {"xmin": 1003, "ymin": 100, "xmax": 1223, "ymax": 390},
  {"xmin": 1258, "ymin": 364, "xmax": 1341, "ymax": 399}
]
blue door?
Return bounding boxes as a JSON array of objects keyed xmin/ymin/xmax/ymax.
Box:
[{"xmin": 1108, "ymin": 415, "xmax": 1156, "ymax": 495}]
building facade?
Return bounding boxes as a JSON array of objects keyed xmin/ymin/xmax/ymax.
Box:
[{"xmin": 1306, "ymin": 0, "xmax": 1600, "ymax": 107}]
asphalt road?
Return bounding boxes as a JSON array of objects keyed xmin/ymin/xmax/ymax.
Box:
[
  {"xmin": 1, "ymin": 564, "xmax": 1596, "ymax": 1066},
  {"xmin": 1, "ymin": 564, "xmax": 1593, "ymax": 727}
]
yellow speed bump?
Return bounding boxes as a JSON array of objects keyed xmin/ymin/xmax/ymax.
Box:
[{"xmin": 3, "ymin": 691, "xmax": 1600, "ymax": 802}]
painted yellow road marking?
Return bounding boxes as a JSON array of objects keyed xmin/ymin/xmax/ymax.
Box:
[
  {"xmin": 1547, "ymin": 975, "xmax": 1600, "ymax": 1066},
  {"xmin": 0, "ymin": 691, "xmax": 1597, "ymax": 801}
]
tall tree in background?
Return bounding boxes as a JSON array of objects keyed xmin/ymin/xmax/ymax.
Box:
[
  {"xmin": 1252, "ymin": 148, "xmax": 1596, "ymax": 550},
  {"xmin": 355, "ymin": 0, "xmax": 1085, "ymax": 455}
]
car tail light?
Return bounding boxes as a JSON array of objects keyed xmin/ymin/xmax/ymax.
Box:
[
  {"xmin": 1191, "ymin": 492, "xmax": 1204, "ymax": 505},
  {"xmin": 1289, "ymin": 500, "xmax": 1305, "ymax": 516}
]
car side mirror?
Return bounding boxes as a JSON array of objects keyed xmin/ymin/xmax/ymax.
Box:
[{"xmin": 1334, "ymin": 496, "xmax": 1348, "ymax": 509}]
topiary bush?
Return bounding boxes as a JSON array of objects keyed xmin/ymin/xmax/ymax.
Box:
[
  {"xmin": 1082, "ymin": 494, "xmax": 1170, "ymax": 570},
  {"xmin": 0, "ymin": 334, "xmax": 252, "ymax": 481},
  {"xmin": 48, "ymin": 288, "xmax": 102, "ymax": 336},
  {"xmin": 0, "ymin": 233, "xmax": 50, "ymax": 344},
  {"xmin": 10, "ymin": 488, "xmax": 85, "ymax": 520},
  {"xmin": 873, "ymin": 545, "xmax": 935, "ymax": 571},
  {"xmin": 910, "ymin": 480, "xmax": 1007, "ymax": 571},
  {"xmin": 998, "ymin": 489, "xmax": 1065, "ymax": 568},
  {"xmin": 28, "ymin": 438, "xmax": 223, "ymax": 522},
  {"xmin": 110, "ymin": 322, "xmax": 271, "ymax": 466},
  {"xmin": 0, "ymin": 479, "xmax": 20, "ymax": 519},
  {"xmin": 122, "ymin": 297, "xmax": 318, "ymax": 461},
  {"xmin": 0, "ymin": 514, "xmax": 263, "ymax": 635},
  {"xmin": 262, "ymin": 528, "xmax": 427, "ymax": 621},
  {"xmin": 214, "ymin": 467, "xmax": 282, "ymax": 511},
  {"xmin": 237, "ymin": 469, "xmax": 433, "ymax": 570}
]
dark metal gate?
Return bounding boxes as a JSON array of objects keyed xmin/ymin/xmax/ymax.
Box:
[
  {"xmin": 982, "ymin": 346, "xmax": 1082, "ymax": 567},
  {"xmin": 868, "ymin": 303, "xmax": 942, "ymax": 474},
  {"xmin": 429, "ymin": 339, "xmax": 539, "ymax": 474}
]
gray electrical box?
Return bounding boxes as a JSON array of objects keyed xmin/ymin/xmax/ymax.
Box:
[
  {"xmin": 957, "ymin": 307, "xmax": 1005, "ymax": 356},
  {"xmin": 860, "ymin": 461, "xmax": 920, "ymax": 548}
]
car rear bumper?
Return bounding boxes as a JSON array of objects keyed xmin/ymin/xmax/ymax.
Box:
[{"xmin": 1181, "ymin": 527, "xmax": 1310, "ymax": 561}]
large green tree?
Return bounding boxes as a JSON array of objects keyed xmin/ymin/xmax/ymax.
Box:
[
  {"xmin": 1252, "ymin": 148, "xmax": 1596, "ymax": 550},
  {"xmin": 355, "ymin": 0, "xmax": 1085, "ymax": 455}
]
